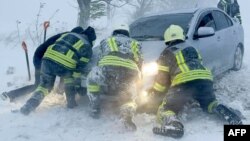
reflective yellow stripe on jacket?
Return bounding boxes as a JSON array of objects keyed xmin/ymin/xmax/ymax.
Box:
[
  {"xmin": 153, "ymin": 82, "xmax": 166, "ymax": 92},
  {"xmin": 73, "ymin": 72, "xmax": 81, "ymax": 78},
  {"xmin": 158, "ymin": 65, "xmax": 169, "ymax": 72},
  {"xmin": 44, "ymin": 46, "xmax": 77, "ymax": 69},
  {"xmin": 44, "ymin": 34, "xmax": 84, "ymax": 69},
  {"xmin": 99, "ymin": 55, "xmax": 139, "ymax": 70},
  {"xmin": 175, "ymin": 51, "xmax": 189, "ymax": 72},
  {"xmin": 130, "ymin": 41, "xmax": 140, "ymax": 62},
  {"xmin": 108, "ymin": 37, "xmax": 140, "ymax": 62},
  {"xmin": 66, "ymin": 40, "xmax": 84, "ymax": 58},
  {"xmin": 88, "ymin": 85, "xmax": 100, "ymax": 93},
  {"xmin": 100, "ymin": 37, "xmax": 139, "ymax": 70},
  {"xmin": 35, "ymin": 86, "xmax": 49, "ymax": 96},
  {"xmin": 108, "ymin": 37, "xmax": 118, "ymax": 51},
  {"xmin": 172, "ymin": 69, "xmax": 213, "ymax": 86}
]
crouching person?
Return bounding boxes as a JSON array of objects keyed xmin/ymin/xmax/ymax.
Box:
[
  {"xmin": 147, "ymin": 25, "xmax": 242, "ymax": 138},
  {"xmin": 87, "ymin": 24, "xmax": 143, "ymax": 131},
  {"xmin": 20, "ymin": 26, "xmax": 96, "ymax": 115}
]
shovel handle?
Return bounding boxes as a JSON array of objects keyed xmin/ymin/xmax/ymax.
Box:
[
  {"xmin": 22, "ymin": 41, "xmax": 27, "ymax": 52},
  {"xmin": 44, "ymin": 21, "xmax": 50, "ymax": 30}
]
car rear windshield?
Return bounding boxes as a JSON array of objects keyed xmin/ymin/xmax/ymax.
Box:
[{"xmin": 130, "ymin": 13, "xmax": 193, "ymax": 40}]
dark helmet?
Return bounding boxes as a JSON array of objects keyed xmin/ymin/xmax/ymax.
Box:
[
  {"xmin": 83, "ymin": 26, "xmax": 97, "ymax": 46},
  {"xmin": 71, "ymin": 26, "xmax": 84, "ymax": 34}
]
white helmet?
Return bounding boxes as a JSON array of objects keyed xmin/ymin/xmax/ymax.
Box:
[{"xmin": 113, "ymin": 23, "xmax": 129, "ymax": 32}]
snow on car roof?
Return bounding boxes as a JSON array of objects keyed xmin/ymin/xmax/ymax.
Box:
[
  {"xmin": 142, "ymin": 8, "xmax": 199, "ymax": 18},
  {"xmin": 139, "ymin": 7, "xmax": 218, "ymax": 19}
]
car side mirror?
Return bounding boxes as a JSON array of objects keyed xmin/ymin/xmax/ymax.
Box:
[{"xmin": 196, "ymin": 27, "xmax": 215, "ymax": 38}]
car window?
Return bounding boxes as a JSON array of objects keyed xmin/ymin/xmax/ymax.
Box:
[
  {"xmin": 196, "ymin": 13, "xmax": 216, "ymax": 31},
  {"xmin": 130, "ymin": 13, "xmax": 193, "ymax": 40},
  {"xmin": 226, "ymin": 17, "xmax": 233, "ymax": 26},
  {"xmin": 225, "ymin": 13, "xmax": 233, "ymax": 26},
  {"xmin": 212, "ymin": 11, "xmax": 231, "ymax": 31}
]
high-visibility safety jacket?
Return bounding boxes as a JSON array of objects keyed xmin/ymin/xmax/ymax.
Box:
[
  {"xmin": 33, "ymin": 32, "xmax": 67, "ymax": 70},
  {"xmin": 97, "ymin": 34, "xmax": 143, "ymax": 71},
  {"xmin": 43, "ymin": 33, "xmax": 92, "ymax": 73},
  {"xmin": 218, "ymin": 0, "xmax": 242, "ymax": 24},
  {"xmin": 152, "ymin": 44, "xmax": 213, "ymax": 93}
]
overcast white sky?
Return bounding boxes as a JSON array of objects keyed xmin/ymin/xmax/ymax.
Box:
[
  {"xmin": 0, "ymin": 0, "xmax": 78, "ymax": 33},
  {"xmin": 0, "ymin": 0, "xmax": 249, "ymax": 34}
]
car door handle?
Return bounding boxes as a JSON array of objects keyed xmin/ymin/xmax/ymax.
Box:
[
  {"xmin": 217, "ymin": 36, "xmax": 221, "ymax": 41},
  {"xmin": 233, "ymin": 30, "xmax": 236, "ymax": 34}
]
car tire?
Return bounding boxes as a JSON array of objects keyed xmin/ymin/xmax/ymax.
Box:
[{"xmin": 232, "ymin": 46, "xmax": 243, "ymax": 71}]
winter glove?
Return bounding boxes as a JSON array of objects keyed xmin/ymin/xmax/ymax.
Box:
[
  {"xmin": 147, "ymin": 87, "xmax": 159, "ymax": 99},
  {"xmin": 137, "ymin": 87, "xmax": 158, "ymax": 105},
  {"xmin": 146, "ymin": 87, "xmax": 164, "ymax": 106}
]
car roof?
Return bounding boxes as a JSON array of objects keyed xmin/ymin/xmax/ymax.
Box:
[
  {"xmin": 144, "ymin": 8, "xmax": 199, "ymax": 17},
  {"xmin": 137, "ymin": 7, "xmax": 219, "ymax": 20},
  {"xmin": 130, "ymin": 7, "xmax": 220, "ymax": 28},
  {"xmin": 130, "ymin": 8, "xmax": 198, "ymax": 27}
]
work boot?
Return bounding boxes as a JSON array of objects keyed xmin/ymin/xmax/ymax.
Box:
[
  {"xmin": 20, "ymin": 92, "xmax": 44, "ymax": 115},
  {"xmin": 89, "ymin": 107, "xmax": 101, "ymax": 119},
  {"xmin": 213, "ymin": 104, "xmax": 242, "ymax": 125},
  {"xmin": 20, "ymin": 98, "xmax": 40, "ymax": 115},
  {"xmin": 88, "ymin": 93, "xmax": 101, "ymax": 119},
  {"xmin": 65, "ymin": 93, "xmax": 77, "ymax": 109},
  {"xmin": 153, "ymin": 115, "xmax": 184, "ymax": 138},
  {"xmin": 121, "ymin": 115, "xmax": 137, "ymax": 131},
  {"xmin": 120, "ymin": 102, "xmax": 137, "ymax": 131}
]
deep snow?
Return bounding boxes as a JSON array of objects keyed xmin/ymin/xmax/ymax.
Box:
[{"xmin": 0, "ymin": 0, "xmax": 250, "ymax": 141}]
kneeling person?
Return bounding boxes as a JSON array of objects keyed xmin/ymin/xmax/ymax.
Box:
[
  {"xmin": 87, "ymin": 24, "xmax": 143, "ymax": 131},
  {"xmin": 148, "ymin": 25, "xmax": 242, "ymax": 138}
]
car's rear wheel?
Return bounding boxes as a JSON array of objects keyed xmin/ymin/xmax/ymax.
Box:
[{"xmin": 232, "ymin": 46, "xmax": 243, "ymax": 71}]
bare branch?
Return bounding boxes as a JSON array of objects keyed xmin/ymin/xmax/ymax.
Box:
[
  {"xmin": 99, "ymin": 0, "xmax": 130, "ymax": 8},
  {"xmin": 16, "ymin": 20, "xmax": 21, "ymax": 43},
  {"xmin": 35, "ymin": 2, "xmax": 46, "ymax": 45},
  {"xmin": 26, "ymin": 27, "xmax": 36, "ymax": 45},
  {"xmin": 67, "ymin": 1, "xmax": 78, "ymax": 9},
  {"xmin": 127, "ymin": 2, "xmax": 137, "ymax": 7},
  {"xmin": 109, "ymin": 1, "xmax": 130, "ymax": 7},
  {"xmin": 49, "ymin": 9, "xmax": 60, "ymax": 21}
]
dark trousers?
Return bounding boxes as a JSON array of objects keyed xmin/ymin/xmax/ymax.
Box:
[
  {"xmin": 87, "ymin": 66, "xmax": 139, "ymax": 117},
  {"xmin": 163, "ymin": 80, "xmax": 216, "ymax": 113},
  {"xmin": 157, "ymin": 79, "xmax": 217, "ymax": 123},
  {"xmin": 24, "ymin": 59, "xmax": 76, "ymax": 110}
]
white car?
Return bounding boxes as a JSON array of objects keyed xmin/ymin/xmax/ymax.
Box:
[{"xmin": 130, "ymin": 7, "xmax": 244, "ymax": 76}]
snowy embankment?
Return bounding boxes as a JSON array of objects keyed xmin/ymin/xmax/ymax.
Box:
[
  {"xmin": 0, "ymin": 36, "xmax": 249, "ymax": 141},
  {"xmin": 1, "ymin": 3, "xmax": 250, "ymax": 141}
]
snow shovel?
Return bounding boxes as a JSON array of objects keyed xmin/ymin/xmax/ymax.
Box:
[
  {"xmin": 43, "ymin": 21, "xmax": 50, "ymax": 42},
  {"xmin": 22, "ymin": 41, "xmax": 31, "ymax": 81}
]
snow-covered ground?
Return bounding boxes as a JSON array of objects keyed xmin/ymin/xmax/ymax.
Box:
[{"xmin": 0, "ymin": 1, "xmax": 250, "ymax": 141}]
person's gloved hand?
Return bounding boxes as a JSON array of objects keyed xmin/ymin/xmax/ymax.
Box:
[
  {"xmin": 137, "ymin": 87, "xmax": 158, "ymax": 105},
  {"xmin": 146, "ymin": 87, "xmax": 159, "ymax": 99}
]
